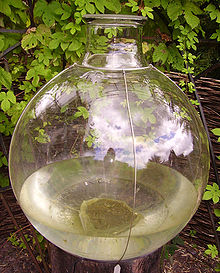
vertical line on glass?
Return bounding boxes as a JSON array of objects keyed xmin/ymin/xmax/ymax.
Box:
[{"xmin": 116, "ymin": 70, "xmax": 138, "ymax": 263}]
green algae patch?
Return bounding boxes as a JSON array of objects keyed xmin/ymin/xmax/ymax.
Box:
[{"xmin": 79, "ymin": 198, "xmax": 142, "ymax": 236}]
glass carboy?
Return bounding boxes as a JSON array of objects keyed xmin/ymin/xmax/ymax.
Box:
[{"xmin": 9, "ymin": 14, "xmax": 210, "ymax": 261}]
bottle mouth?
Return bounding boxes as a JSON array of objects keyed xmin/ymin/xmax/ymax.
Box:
[{"xmin": 83, "ymin": 14, "xmax": 147, "ymax": 26}]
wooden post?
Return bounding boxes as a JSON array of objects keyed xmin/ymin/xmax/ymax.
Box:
[{"xmin": 50, "ymin": 243, "xmax": 162, "ymax": 273}]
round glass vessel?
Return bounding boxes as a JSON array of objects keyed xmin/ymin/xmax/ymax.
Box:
[{"xmin": 9, "ymin": 14, "xmax": 209, "ymax": 261}]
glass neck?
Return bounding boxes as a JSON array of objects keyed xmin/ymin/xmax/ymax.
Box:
[{"xmin": 81, "ymin": 15, "xmax": 147, "ymax": 69}]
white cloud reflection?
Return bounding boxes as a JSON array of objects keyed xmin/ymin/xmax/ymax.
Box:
[{"xmin": 90, "ymin": 99, "xmax": 193, "ymax": 169}]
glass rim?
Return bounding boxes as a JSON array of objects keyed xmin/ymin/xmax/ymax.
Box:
[{"xmin": 83, "ymin": 14, "xmax": 147, "ymax": 23}]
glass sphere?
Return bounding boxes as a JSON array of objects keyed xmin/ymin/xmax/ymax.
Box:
[{"xmin": 9, "ymin": 15, "xmax": 209, "ymax": 261}]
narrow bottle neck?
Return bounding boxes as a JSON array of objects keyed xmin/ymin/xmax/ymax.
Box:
[{"xmin": 81, "ymin": 16, "xmax": 147, "ymax": 69}]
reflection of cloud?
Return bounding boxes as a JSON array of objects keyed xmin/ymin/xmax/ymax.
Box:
[{"xmin": 90, "ymin": 99, "xmax": 193, "ymax": 169}]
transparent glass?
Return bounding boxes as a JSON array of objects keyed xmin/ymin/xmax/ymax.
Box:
[{"xmin": 9, "ymin": 14, "xmax": 210, "ymax": 261}]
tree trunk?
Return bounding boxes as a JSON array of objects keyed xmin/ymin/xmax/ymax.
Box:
[{"xmin": 50, "ymin": 243, "xmax": 162, "ymax": 273}]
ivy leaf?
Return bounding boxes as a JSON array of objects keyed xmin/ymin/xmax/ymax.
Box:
[{"xmin": 184, "ymin": 10, "xmax": 200, "ymax": 29}]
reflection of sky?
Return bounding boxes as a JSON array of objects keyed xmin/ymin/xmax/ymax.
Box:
[{"xmin": 90, "ymin": 100, "xmax": 193, "ymax": 169}]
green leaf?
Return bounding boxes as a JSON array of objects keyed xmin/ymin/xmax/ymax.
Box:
[
  {"xmin": 203, "ymin": 191, "xmax": 212, "ymax": 200},
  {"xmin": 0, "ymin": 92, "xmax": 6, "ymax": 101},
  {"xmin": 0, "ymin": 173, "xmax": 9, "ymax": 187},
  {"xmin": 0, "ymin": 1, "xmax": 11, "ymax": 17},
  {"xmin": 184, "ymin": 10, "xmax": 200, "ymax": 29},
  {"xmin": 7, "ymin": 91, "xmax": 16, "ymax": 104},
  {"xmin": 161, "ymin": 0, "xmax": 168, "ymax": 10},
  {"xmin": 0, "ymin": 124, "xmax": 5, "ymax": 133},
  {"xmin": 153, "ymin": 43, "xmax": 168, "ymax": 64},
  {"xmin": 213, "ymin": 195, "xmax": 219, "ymax": 204},
  {"xmin": 61, "ymin": 42, "xmax": 69, "ymax": 51},
  {"xmin": 211, "ymin": 128, "xmax": 220, "ymax": 136},
  {"xmin": 77, "ymin": 106, "xmax": 89, "ymax": 119},
  {"xmin": 60, "ymin": 105, "xmax": 68, "ymax": 113},
  {"xmin": 167, "ymin": 1, "xmax": 182, "ymax": 21},
  {"xmin": 32, "ymin": 75, "xmax": 40, "ymax": 87},
  {"xmin": 42, "ymin": 10, "xmax": 55, "ymax": 26},
  {"xmin": 94, "ymin": 0, "xmax": 105, "ymax": 13},
  {"xmin": 21, "ymin": 32, "xmax": 38, "ymax": 50},
  {"xmin": 49, "ymin": 39, "xmax": 60, "ymax": 49},
  {"xmin": 205, "ymin": 244, "xmax": 218, "ymax": 259},
  {"xmin": 0, "ymin": 36, "xmax": 4, "ymax": 51},
  {"xmin": 34, "ymin": 0, "xmax": 48, "ymax": 17},
  {"xmin": 9, "ymin": 0, "xmax": 25, "ymax": 9},
  {"xmin": 214, "ymin": 209, "xmax": 220, "ymax": 217},
  {"xmin": 74, "ymin": 111, "xmax": 82, "ymax": 118},
  {"xmin": 64, "ymin": 22, "xmax": 74, "ymax": 30},
  {"xmin": 69, "ymin": 40, "xmax": 82, "ymax": 51},
  {"xmin": 0, "ymin": 67, "xmax": 12, "ymax": 90},
  {"xmin": 104, "ymin": 0, "xmax": 121, "ymax": 13},
  {"xmin": 2, "ymin": 155, "xmax": 8, "ymax": 166},
  {"xmin": 1, "ymin": 99, "xmax": 10, "ymax": 112},
  {"xmin": 211, "ymin": 28, "xmax": 220, "ymax": 42},
  {"xmin": 144, "ymin": 0, "xmax": 160, "ymax": 8},
  {"xmin": 86, "ymin": 2, "xmax": 95, "ymax": 14}
]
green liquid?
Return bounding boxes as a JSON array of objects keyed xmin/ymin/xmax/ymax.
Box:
[{"xmin": 19, "ymin": 158, "xmax": 198, "ymax": 261}]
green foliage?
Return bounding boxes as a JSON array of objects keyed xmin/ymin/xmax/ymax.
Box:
[
  {"xmin": 203, "ymin": 183, "xmax": 220, "ymax": 204},
  {"xmin": 34, "ymin": 121, "xmax": 51, "ymax": 143},
  {"xmin": 0, "ymin": 151, "xmax": 7, "ymax": 167},
  {"xmin": 211, "ymin": 128, "xmax": 220, "ymax": 142},
  {"xmin": 162, "ymin": 235, "xmax": 184, "ymax": 259},
  {"xmin": 214, "ymin": 209, "xmax": 220, "ymax": 232},
  {"xmin": 205, "ymin": 244, "xmax": 219, "ymax": 259},
  {"xmin": 8, "ymin": 228, "xmax": 47, "ymax": 261},
  {"xmin": 85, "ymin": 129, "xmax": 98, "ymax": 148},
  {"xmin": 189, "ymin": 229, "xmax": 197, "ymax": 237},
  {"xmin": 74, "ymin": 106, "xmax": 89, "ymax": 119},
  {"xmin": 8, "ymin": 233, "xmax": 31, "ymax": 249},
  {"xmin": 0, "ymin": 172, "xmax": 9, "ymax": 187}
]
